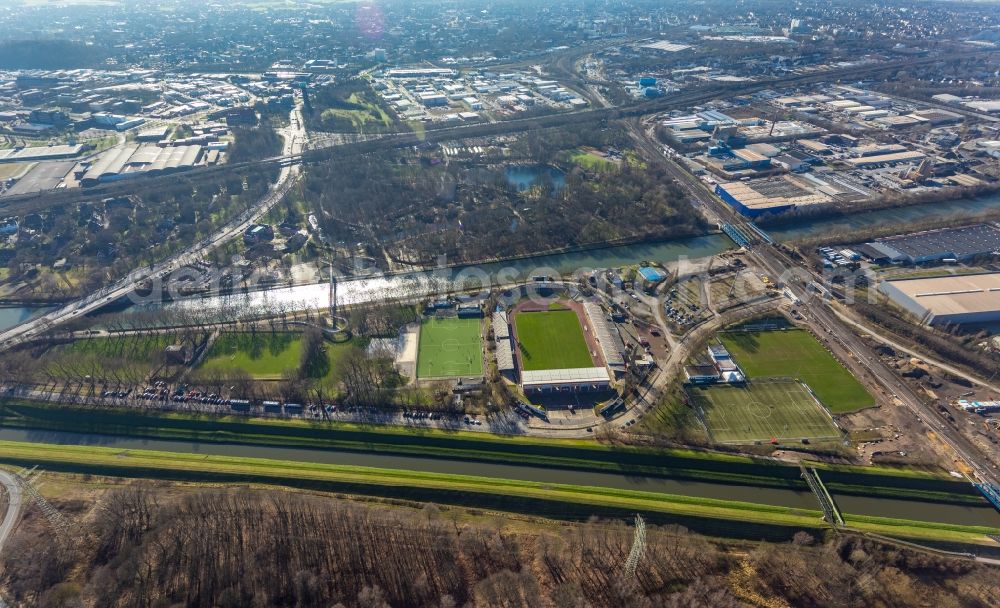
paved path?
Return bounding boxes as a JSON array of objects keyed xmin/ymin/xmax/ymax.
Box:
[
  {"xmin": 0, "ymin": 469, "xmax": 23, "ymax": 557},
  {"xmin": 831, "ymin": 306, "xmax": 1000, "ymax": 395}
]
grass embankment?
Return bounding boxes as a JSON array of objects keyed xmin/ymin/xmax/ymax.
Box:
[
  {"xmin": 2, "ymin": 440, "xmax": 997, "ymax": 546},
  {"xmin": 0, "ymin": 402, "xmax": 986, "ymax": 506},
  {"xmin": 0, "ymin": 439, "xmax": 820, "ymax": 541},
  {"xmin": 720, "ymin": 330, "xmax": 874, "ymax": 413}
]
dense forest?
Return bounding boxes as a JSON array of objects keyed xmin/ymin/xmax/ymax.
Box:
[
  {"xmin": 2, "ymin": 484, "xmax": 997, "ymax": 607},
  {"xmin": 303, "ymin": 125, "xmax": 707, "ymax": 265}
]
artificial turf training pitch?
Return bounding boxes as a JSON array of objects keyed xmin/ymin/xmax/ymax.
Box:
[
  {"xmin": 690, "ymin": 381, "xmax": 841, "ymax": 444},
  {"xmin": 720, "ymin": 329, "xmax": 874, "ymax": 413},
  {"xmin": 513, "ymin": 309, "xmax": 594, "ymax": 371},
  {"xmin": 416, "ymin": 317, "xmax": 483, "ymax": 379}
]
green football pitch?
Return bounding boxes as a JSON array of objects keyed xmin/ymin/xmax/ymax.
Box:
[
  {"xmin": 513, "ymin": 309, "xmax": 594, "ymax": 371},
  {"xmin": 416, "ymin": 317, "xmax": 483, "ymax": 379},
  {"xmin": 690, "ymin": 381, "xmax": 842, "ymax": 444},
  {"xmin": 720, "ymin": 330, "xmax": 874, "ymax": 413}
]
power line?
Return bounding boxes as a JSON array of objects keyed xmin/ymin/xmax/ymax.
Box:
[{"xmin": 624, "ymin": 514, "xmax": 646, "ymax": 580}]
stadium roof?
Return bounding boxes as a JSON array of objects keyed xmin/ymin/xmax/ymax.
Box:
[
  {"xmin": 521, "ymin": 367, "xmax": 610, "ymax": 387},
  {"xmin": 583, "ymin": 302, "xmax": 626, "ymax": 370},
  {"xmin": 495, "ymin": 337, "xmax": 515, "ymax": 372},
  {"xmin": 492, "ymin": 311, "xmax": 510, "ymax": 340}
]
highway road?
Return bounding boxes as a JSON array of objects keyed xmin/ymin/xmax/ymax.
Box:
[{"xmin": 0, "ymin": 101, "xmax": 308, "ymax": 353}]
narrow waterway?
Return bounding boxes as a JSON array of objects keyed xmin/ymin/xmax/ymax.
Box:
[
  {"xmin": 0, "ymin": 306, "xmax": 55, "ymax": 333},
  {"xmin": 2, "ymin": 427, "xmax": 998, "ymax": 528},
  {"xmin": 137, "ymin": 191, "xmax": 1000, "ymax": 319},
  {"xmin": 147, "ymin": 233, "xmax": 731, "ymax": 315},
  {"xmin": 768, "ymin": 190, "xmax": 1000, "ymax": 242}
]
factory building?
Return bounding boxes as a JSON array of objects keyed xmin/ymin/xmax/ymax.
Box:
[
  {"xmin": 858, "ymin": 224, "xmax": 1000, "ymax": 265},
  {"xmin": 879, "ymin": 273, "xmax": 1000, "ymax": 326},
  {"xmin": 715, "ymin": 176, "xmax": 831, "ymax": 218},
  {"xmin": 845, "ymin": 151, "xmax": 926, "ymax": 168},
  {"xmin": 80, "ymin": 144, "xmax": 203, "ymax": 186},
  {"xmin": 0, "ymin": 144, "xmax": 84, "ymax": 163}
]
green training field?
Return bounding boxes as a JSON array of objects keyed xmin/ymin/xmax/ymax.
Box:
[
  {"xmin": 514, "ymin": 309, "xmax": 594, "ymax": 371},
  {"xmin": 720, "ymin": 330, "xmax": 874, "ymax": 413},
  {"xmin": 691, "ymin": 381, "xmax": 842, "ymax": 444},
  {"xmin": 416, "ymin": 317, "xmax": 483, "ymax": 379}
]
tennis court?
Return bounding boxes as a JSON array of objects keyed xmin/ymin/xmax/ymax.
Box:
[{"xmin": 416, "ymin": 317, "xmax": 483, "ymax": 379}]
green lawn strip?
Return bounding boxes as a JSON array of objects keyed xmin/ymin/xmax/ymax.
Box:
[
  {"xmin": 0, "ymin": 402, "xmax": 978, "ymax": 504},
  {"xmin": 568, "ymin": 149, "xmax": 617, "ymax": 173},
  {"xmin": 514, "ymin": 310, "xmax": 593, "ymax": 371},
  {"xmin": 843, "ymin": 514, "xmax": 1000, "ymax": 545},
  {"xmin": 720, "ymin": 330, "xmax": 874, "ymax": 413},
  {"xmin": 7, "ymin": 440, "xmax": 996, "ymax": 545},
  {"xmin": 0, "ymin": 440, "xmax": 825, "ymax": 533},
  {"xmin": 201, "ymin": 332, "xmax": 302, "ymax": 379},
  {"xmin": 59, "ymin": 334, "xmax": 176, "ymax": 360}
]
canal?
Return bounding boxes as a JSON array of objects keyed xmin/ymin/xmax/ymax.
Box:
[
  {"xmin": 142, "ymin": 190, "xmax": 1000, "ymax": 318},
  {"xmin": 768, "ymin": 190, "xmax": 1000, "ymax": 242},
  {"xmin": 0, "ymin": 306, "xmax": 55, "ymax": 333},
  {"xmin": 2, "ymin": 427, "xmax": 998, "ymax": 529}
]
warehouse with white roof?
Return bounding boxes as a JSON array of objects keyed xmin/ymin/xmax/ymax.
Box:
[{"xmin": 879, "ymin": 272, "xmax": 1000, "ymax": 326}]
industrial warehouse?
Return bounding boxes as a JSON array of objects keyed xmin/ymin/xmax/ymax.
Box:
[
  {"xmin": 79, "ymin": 143, "xmax": 207, "ymax": 186},
  {"xmin": 855, "ymin": 224, "xmax": 1000, "ymax": 265},
  {"xmin": 879, "ymin": 272, "xmax": 1000, "ymax": 326},
  {"xmin": 714, "ymin": 175, "xmax": 832, "ymax": 217}
]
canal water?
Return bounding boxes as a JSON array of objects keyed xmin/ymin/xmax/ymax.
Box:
[
  {"xmin": 147, "ymin": 233, "xmax": 732, "ymax": 316},
  {"xmin": 1, "ymin": 427, "xmax": 998, "ymax": 528},
  {"xmin": 768, "ymin": 190, "xmax": 1000, "ymax": 242},
  {"xmin": 0, "ymin": 306, "xmax": 55, "ymax": 333},
  {"xmin": 143, "ymin": 191, "xmax": 1000, "ymax": 318}
]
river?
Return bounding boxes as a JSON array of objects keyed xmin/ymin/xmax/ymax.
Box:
[{"xmin": 1, "ymin": 427, "xmax": 998, "ymax": 528}]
